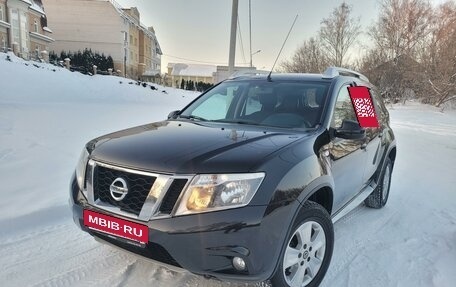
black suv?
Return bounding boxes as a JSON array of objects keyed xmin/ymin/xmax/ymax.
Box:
[{"xmin": 70, "ymin": 67, "xmax": 396, "ymax": 287}]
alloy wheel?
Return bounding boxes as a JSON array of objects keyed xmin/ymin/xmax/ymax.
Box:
[{"xmin": 283, "ymin": 220, "xmax": 326, "ymax": 287}]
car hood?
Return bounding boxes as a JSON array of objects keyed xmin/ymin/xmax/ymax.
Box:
[{"xmin": 89, "ymin": 120, "xmax": 306, "ymax": 174}]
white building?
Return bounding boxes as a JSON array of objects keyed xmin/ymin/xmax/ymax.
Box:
[
  {"xmin": 166, "ymin": 63, "xmax": 216, "ymax": 88},
  {"xmin": 43, "ymin": 0, "xmax": 162, "ymax": 79},
  {"xmin": 0, "ymin": 0, "xmax": 54, "ymax": 61},
  {"xmin": 213, "ymin": 65, "xmax": 258, "ymax": 83}
]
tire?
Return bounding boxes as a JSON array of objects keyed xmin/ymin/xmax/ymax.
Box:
[
  {"xmin": 364, "ymin": 157, "xmax": 393, "ymax": 209},
  {"xmin": 271, "ymin": 201, "xmax": 334, "ymax": 287}
]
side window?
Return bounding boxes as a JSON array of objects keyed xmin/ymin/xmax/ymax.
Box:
[
  {"xmin": 370, "ymin": 88, "xmax": 387, "ymax": 122},
  {"xmin": 332, "ymin": 85, "xmax": 357, "ymax": 128}
]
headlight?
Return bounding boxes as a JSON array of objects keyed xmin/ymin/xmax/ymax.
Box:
[
  {"xmin": 175, "ymin": 173, "xmax": 265, "ymax": 215},
  {"xmin": 75, "ymin": 147, "xmax": 90, "ymax": 191}
]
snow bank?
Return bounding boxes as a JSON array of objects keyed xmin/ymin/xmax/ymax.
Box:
[{"xmin": 0, "ymin": 53, "xmax": 198, "ymax": 221}]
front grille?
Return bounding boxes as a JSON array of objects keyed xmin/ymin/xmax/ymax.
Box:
[
  {"xmin": 93, "ymin": 165, "xmax": 156, "ymax": 215},
  {"xmin": 88, "ymin": 161, "xmax": 191, "ymax": 220}
]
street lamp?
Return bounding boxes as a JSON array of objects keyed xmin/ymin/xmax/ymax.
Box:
[{"xmin": 250, "ymin": 49, "xmax": 261, "ymax": 67}]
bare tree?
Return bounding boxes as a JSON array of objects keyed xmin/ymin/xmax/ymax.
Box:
[
  {"xmin": 319, "ymin": 2, "xmax": 361, "ymax": 67},
  {"xmin": 357, "ymin": 47, "xmax": 389, "ymax": 74},
  {"xmin": 280, "ymin": 37, "xmax": 328, "ymax": 73},
  {"xmin": 369, "ymin": 0, "xmax": 433, "ymax": 60},
  {"xmin": 361, "ymin": 0, "xmax": 436, "ymax": 104},
  {"xmin": 424, "ymin": 1, "xmax": 456, "ymax": 107}
]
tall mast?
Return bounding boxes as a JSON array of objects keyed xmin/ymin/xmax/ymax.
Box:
[{"xmin": 228, "ymin": 0, "xmax": 239, "ymax": 74}]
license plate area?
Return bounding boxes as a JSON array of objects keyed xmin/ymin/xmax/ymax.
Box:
[{"xmin": 83, "ymin": 210, "xmax": 148, "ymax": 244}]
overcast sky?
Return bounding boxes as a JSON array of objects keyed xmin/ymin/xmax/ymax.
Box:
[{"xmin": 115, "ymin": 0, "xmax": 447, "ymax": 73}]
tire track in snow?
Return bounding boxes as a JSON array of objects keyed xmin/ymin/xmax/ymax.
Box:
[
  {"xmin": 392, "ymin": 121, "xmax": 456, "ymax": 137},
  {"xmin": 32, "ymin": 250, "xmax": 135, "ymax": 287},
  {"xmin": 321, "ymin": 205, "xmax": 398, "ymax": 287},
  {"xmin": 0, "ymin": 215, "xmax": 130, "ymax": 287},
  {"xmin": 183, "ymin": 276, "xmax": 270, "ymax": 287},
  {"xmin": 0, "ymin": 213, "xmax": 267, "ymax": 287},
  {"xmin": 0, "ymin": 148, "xmax": 13, "ymax": 160},
  {"xmin": 112, "ymin": 260, "xmax": 139, "ymax": 287}
]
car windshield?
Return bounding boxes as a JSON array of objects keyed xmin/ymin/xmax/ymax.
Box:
[{"xmin": 179, "ymin": 80, "xmax": 330, "ymax": 129}]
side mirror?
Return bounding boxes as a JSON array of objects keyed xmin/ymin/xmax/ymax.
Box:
[
  {"xmin": 334, "ymin": 119, "xmax": 365, "ymax": 140},
  {"xmin": 167, "ymin": 110, "xmax": 180, "ymax": 119}
]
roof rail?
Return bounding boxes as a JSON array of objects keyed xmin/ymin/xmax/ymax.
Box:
[{"xmin": 322, "ymin": 67, "xmax": 369, "ymax": 82}]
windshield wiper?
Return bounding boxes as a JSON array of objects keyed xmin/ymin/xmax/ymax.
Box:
[
  {"xmin": 178, "ymin": 114, "xmax": 208, "ymax": 121},
  {"xmin": 213, "ymin": 119, "xmax": 261, "ymax": 126}
]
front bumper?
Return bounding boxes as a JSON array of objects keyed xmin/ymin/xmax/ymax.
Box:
[{"xmin": 70, "ymin": 175, "xmax": 291, "ymax": 282}]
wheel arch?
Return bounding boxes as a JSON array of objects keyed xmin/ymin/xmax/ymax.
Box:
[
  {"xmin": 388, "ymin": 146, "xmax": 396, "ymax": 166},
  {"xmin": 306, "ymin": 186, "xmax": 333, "ymax": 215},
  {"xmin": 372, "ymin": 144, "xmax": 397, "ymax": 184},
  {"xmin": 297, "ymin": 175, "xmax": 334, "ymax": 216}
]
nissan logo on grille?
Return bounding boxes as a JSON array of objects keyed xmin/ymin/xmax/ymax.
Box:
[{"xmin": 109, "ymin": 178, "xmax": 129, "ymax": 201}]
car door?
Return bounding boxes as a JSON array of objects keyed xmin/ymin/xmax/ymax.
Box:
[
  {"xmin": 329, "ymin": 84, "xmax": 367, "ymax": 212},
  {"xmin": 360, "ymin": 87, "xmax": 383, "ymax": 184}
]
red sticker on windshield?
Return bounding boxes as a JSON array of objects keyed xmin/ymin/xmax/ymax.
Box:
[{"xmin": 347, "ymin": 86, "xmax": 379, "ymax": 128}]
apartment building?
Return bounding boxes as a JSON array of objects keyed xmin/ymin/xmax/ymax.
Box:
[
  {"xmin": 43, "ymin": 0, "xmax": 162, "ymax": 80},
  {"xmin": 122, "ymin": 7, "xmax": 139, "ymax": 77},
  {"xmin": 0, "ymin": 0, "xmax": 54, "ymax": 61},
  {"xmin": 0, "ymin": 0, "xmax": 7, "ymax": 50},
  {"xmin": 139, "ymin": 26, "xmax": 161, "ymax": 83}
]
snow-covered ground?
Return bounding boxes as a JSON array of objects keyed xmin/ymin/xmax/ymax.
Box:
[{"xmin": 1, "ymin": 53, "xmax": 455, "ymax": 287}]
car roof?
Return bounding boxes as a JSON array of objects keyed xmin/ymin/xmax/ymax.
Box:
[
  {"xmin": 228, "ymin": 73, "xmax": 329, "ymax": 82},
  {"xmin": 227, "ymin": 67, "xmax": 370, "ymax": 84},
  {"xmin": 227, "ymin": 73, "xmax": 370, "ymax": 85}
]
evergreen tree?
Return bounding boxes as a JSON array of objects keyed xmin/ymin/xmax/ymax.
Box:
[
  {"xmin": 60, "ymin": 51, "xmax": 67, "ymax": 60},
  {"xmin": 107, "ymin": 56, "xmax": 114, "ymax": 69},
  {"xmin": 100, "ymin": 53, "xmax": 107, "ymax": 70},
  {"xmin": 49, "ymin": 51, "xmax": 58, "ymax": 63},
  {"xmin": 53, "ymin": 49, "xmax": 114, "ymax": 72}
]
